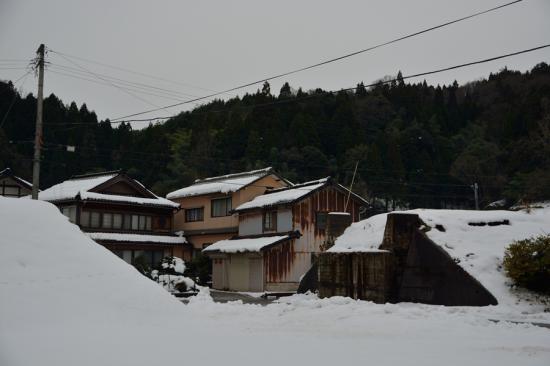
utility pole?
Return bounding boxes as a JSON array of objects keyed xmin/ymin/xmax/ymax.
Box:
[
  {"xmin": 472, "ymin": 182, "xmax": 479, "ymax": 210},
  {"xmin": 31, "ymin": 44, "xmax": 45, "ymax": 200}
]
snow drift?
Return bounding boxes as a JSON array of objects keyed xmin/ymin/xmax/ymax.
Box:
[{"xmin": 1, "ymin": 197, "xmax": 550, "ymax": 366}]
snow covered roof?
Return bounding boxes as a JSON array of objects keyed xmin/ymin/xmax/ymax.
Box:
[
  {"xmin": 234, "ymin": 178, "xmax": 329, "ymax": 212},
  {"xmin": 166, "ymin": 167, "xmax": 284, "ymax": 200},
  {"xmin": 329, "ymin": 207, "xmax": 550, "ymax": 306},
  {"xmin": 87, "ymin": 232, "xmax": 186, "ymax": 245},
  {"xmin": 37, "ymin": 171, "xmax": 179, "ymax": 208},
  {"xmin": 0, "ymin": 167, "xmax": 33, "ymax": 189},
  {"xmin": 203, "ymin": 234, "xmax": 292, "ymax": 253}
]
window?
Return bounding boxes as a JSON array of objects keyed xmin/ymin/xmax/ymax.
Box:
[
  {"xmin": 102, "ymin": 213, "xmax": 113, "ymax": 229},
  {"xmin": 131, "ymin": 215, "xmax": 139, "ymax": 230},
  {"xmin": 81, "ymin": 210, "xmax": 90, "ymax": 227},
  {"xmin": 90, "ymin": 212, "xmax": 100, "ymax": 228},
  {"xmin": 211, "ymin": 197, "xmax": 232, "ymax": 217},
  {"xmin": 139, "ymin": 215, "xmax": 146, "ymax": 231},
  {"xmin": 123, "ymin": 214, "xmax": 131, "ymax": 230},
  {"xmin": 78, "ymin": 211, "xmax": 152, "ymax": 232},
  {"xmin": 60, "ymin": 206, "xmax": 77, "ymax": 223},
  {"xmin": 185, "ymin": 207, "xmax": 204, "ymax": 222},
  {"xmin": 113, "ymin": 214, "xmax": 123, "ymax": 229},
  {"xmin": 263, "ymin": 211, "xmax": 277, "ymax": 232},
  {"xmin": 316, "ymin": 212, "xmax": 328, "ymax": 230}
]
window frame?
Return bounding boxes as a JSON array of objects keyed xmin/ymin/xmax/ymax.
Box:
[
  {"xmin": 81, "ymin": 210, "xmax": 152, "ymax": 232},
  {"xmin": 263, "ymin": 210, "xmax": 277, "ymax": 232},
  {"xmin": 211, "ymin": 197, "xmax": 232, "ymax": 217},
  {"xmin": 185, "ymin": 207, "xmax": 204, "ymax": 222}
]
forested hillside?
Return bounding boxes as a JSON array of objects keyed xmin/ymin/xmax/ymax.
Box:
[{"xmin": 1, "ymin": 63, "xmax": 549, "ymax": 209}]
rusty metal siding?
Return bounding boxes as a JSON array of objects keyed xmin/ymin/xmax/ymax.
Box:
[
  {"xmin": 292, "ymin": 187, "xmax": 359, "ymax": 254},
  {"xmin": 264, "ymin": 240, "xmax": 295, "ymax": 283},
  {"xmin": 263, "ymin": 239, "xmax": 311, "ymax": 285}
]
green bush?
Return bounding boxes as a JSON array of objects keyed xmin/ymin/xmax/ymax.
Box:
[
  {"xmin": 503, "ymin": 235, "xmax": 550, "ymax": 294},
  {"xmin": 184, "ymin": 253, "xmax": 212, "ymax": 286}
]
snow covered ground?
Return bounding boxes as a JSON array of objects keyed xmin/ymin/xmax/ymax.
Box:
[{"xmin": 1, "ymin": 197, "xmax": 550, "ymax": 366}]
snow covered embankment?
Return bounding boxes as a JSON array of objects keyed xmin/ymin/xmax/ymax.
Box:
[{"xmin": 2, "ymin": 198, "xmax": 550, "ymax": 366}]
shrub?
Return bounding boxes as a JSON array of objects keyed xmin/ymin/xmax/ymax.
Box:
[
  {"xmin": 184, "ymin": 253, "xmax": 212, "ymax": 286},
  {"xmin": 503, "ymin": 235, "xmax": 550, "ymax": 294}
]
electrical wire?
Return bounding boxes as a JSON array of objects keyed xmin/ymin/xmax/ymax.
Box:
[
  {"xmin": 0, "ymin": 70, "xmax": 33, "ymax": 127},
  {"xmin": 50, "ymin": 51, "xmax": 161, "ymax": 108},
  {"xmin": 46, "ymin": 50, "xmax": 216, "ymax": 93},
  {"xmin": 103, "ymin": 0, "xmax": 525, "ymax": 122},
  {"xmin": 48, "ymin": 62, "xmax": 200, "ymax": 99},
  {"xmin": 42, "ymin": 43, "xmax": 550, "ymax": 126},
  {"xmin": 48, "ymin": 69, "xmax": 193, "ymax": 103}
]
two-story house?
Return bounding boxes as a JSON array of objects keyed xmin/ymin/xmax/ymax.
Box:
[
  {"xmin": 37, "ymin": 171, "xmax": 185, "ymax": 268},
  {"xmin": 203, "ymin": 177, "xmax": 368, "ymax": 292},
  {"xmin": 0, "ymin": 168, "xmax": 32, "ymax": 197},
  {"xmin": 166, "ymin": 167, "xmax": 290, "ymax": 258}
]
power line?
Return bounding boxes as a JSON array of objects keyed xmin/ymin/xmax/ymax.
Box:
[
  {"xmin": 48, "ymin": 69, "xmax": 193, "ymax": 103},
  {"xmin": 50, "ymin": 50, "xmax": 161, "ymax": 109},
  {"xmin": 0, "ymin": 67, "xmax": 31, "ymax": 70},
  {"xmin": 44, "ymin": 43, "xmax": 550, "ymax": 126},
  {"xmin": 46, "ymin": 50, "xmax": 216, "ymax": 93},
  {"xmin": 106, "ymin": 0, "xmax": 525, "ymax": 122},
  {"xmin": 48, "ymin": 62, "xmax": 200, "ymax": 99},
  {"xmin": 0, "ymin": 70, "xmax": 33, "ymax": 127}
]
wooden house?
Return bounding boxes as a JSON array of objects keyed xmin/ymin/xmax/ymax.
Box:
[
  {"xmin": 37, "ymin": 171, "xmax": 186, "ymax": 268},
  {"xmin": 166, "ymin": 167, "xmax": 290, "ymax": 258},
  {"xmin": 0, "ymin": 168, "xmax": 32, "ymax": 197},
  {"xmin": 203, "ymin": 178, "xmax": 369, "ymax": 292}
]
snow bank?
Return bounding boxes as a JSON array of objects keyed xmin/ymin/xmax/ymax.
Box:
[
  {"xmin": 330, "ymin": 208, "xmax": 550, "ymax": 309},
  {"xmin": 2, "ymin": 197, "xmax": 550, "ymax": 366}
]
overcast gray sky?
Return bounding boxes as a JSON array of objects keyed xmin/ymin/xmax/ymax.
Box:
[{"xmin": 1, "ymin": 0, "xmax": 549, "ymax": 125}]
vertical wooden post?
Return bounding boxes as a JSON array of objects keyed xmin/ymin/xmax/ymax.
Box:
[{"xmin": 31, "ymin": 44, "xmax": 45, "ymax": 199}]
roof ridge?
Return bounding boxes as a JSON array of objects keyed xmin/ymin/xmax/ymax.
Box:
[
  {"xmin": 193, "ymin": 167, "xmax": 273, "ymax": 184},
  {"xmin": 265, "ymin": 177, "xmax": 330, "ymax": 194},
  {"xmin": 69, "ymin": 170, "xmax": 121, "ymax": 180}
]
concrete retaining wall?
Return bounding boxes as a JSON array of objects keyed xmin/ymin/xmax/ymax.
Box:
[{"xmin": 316, "ymin": 213, "xmax": 498, "ymax": 306}]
